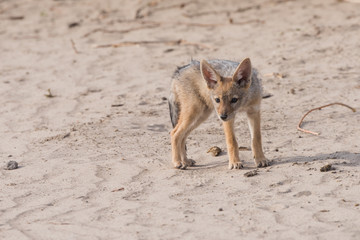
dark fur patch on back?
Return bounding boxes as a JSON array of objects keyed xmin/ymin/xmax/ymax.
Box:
[
  {"xmin": 172, "ymin": 64, "xmax": 191, "ymax": 79},
  {"xmin": 168, "ymin": 93, "xmax": 180, "ymax": 128}
]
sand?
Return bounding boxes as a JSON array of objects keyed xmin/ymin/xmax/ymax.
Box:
[{"xmin": 1, "ymin": 0, "xmax": 360, "ymax": 239}]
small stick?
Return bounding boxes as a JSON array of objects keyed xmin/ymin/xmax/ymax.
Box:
[
  {"xmin": 142, "ymin": 20, "xmax": 221, "ymax": 27},
  {"xmin": 92, "ymin": 39, "xmax": 211, "ymax": 49},
  {"xmin": 136, "ymin": 1, "xmax": 193, "ymax": 19},
  {"xmin": 82, "ymin": 24, "xmax": 160, "ymax": 38},
  {"xmin": 114, "ymin": 19, "xmax": 262, "ymax": 28},
  {"xmin": 183, "ymin": 10, "xmax": 230, "ymax": 18},
  {"xmin": 9, "ymin": 16, "xmax": 24, "ymax": 20},
  {"xmin": 111, "ymin": 187, "xmax": 125, "ymax": 192},
  {"xmin": 139, "ymin": 19, "xmax": 263, "ymax": 27},
  {"xmin": 297, "ymin": 102, "xmax": 356, "ymax": 135},
  {"xmin": 111, "ymin": 104, "xmax": 124, "ymax": 107},
  {"xmin": 70, "ymin": 39, "xmax": 80, "ymax": 54},
  {"xmin": 183, "ymin": 5, "xmax": 259, "ymax": 18}
]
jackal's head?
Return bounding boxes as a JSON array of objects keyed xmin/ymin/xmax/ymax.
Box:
[{"xmin": 200, "ymin": 58, "xmax": 252, "ymax": 121}]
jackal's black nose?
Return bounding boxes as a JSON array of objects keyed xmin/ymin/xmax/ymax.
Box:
[{"xmin": 220, "ymin": 114, "xmax": 228, "ymax": 120}]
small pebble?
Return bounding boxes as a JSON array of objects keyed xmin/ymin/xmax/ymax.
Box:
[
  {"xmin": 68, "ymin": 22, "xmax": 80, "ymax": 28},
  {"xmin": 5, "ymin": 161, "xmax": 18, "ymax": 170}
]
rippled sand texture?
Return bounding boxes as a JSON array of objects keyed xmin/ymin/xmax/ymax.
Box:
[{"xmin": 1, "ymin": 0, "xmax": 360, "ymax": 239}]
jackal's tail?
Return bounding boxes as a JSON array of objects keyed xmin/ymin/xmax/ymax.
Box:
[{"xmin": 168, "ymin": 92, "xmax": 180, "ymax": 128}]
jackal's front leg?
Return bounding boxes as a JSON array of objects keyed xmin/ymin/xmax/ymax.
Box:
[
  {"xmin": 223, "ymin": 118, "xmax": 243, "ymax": 169},
  {"xmin": 247, "ymin": 109, "xmax": 268, "ymax": 167}
]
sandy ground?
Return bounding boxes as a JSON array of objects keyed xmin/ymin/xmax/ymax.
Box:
[{"xmin": 1, "ymin": 0, "xmax": 360, "ymax": 239}]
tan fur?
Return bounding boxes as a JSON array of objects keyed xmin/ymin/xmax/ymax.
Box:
[{"xmin": 169, "ymin": 58, "xmax": 268, "ymax": 169}]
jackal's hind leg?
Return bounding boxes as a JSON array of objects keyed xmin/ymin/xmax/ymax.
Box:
[
  {"xmin": 171, "ymin": 108, "xmax": 210, "ymax": 170},
  {"xmin": 170, "ymin": 124, "xmax": 183, "ymax": 169},
  {"xmin": 171, "ymin": 122, "xmax": 195, "ymax": 170},
  {"xmin": 181, "ymin": 138, "xmax": 196, "ymax": 167}
]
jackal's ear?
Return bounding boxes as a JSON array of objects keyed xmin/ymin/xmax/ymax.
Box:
[
  {"xmin": 200, "ymin": 60, "xmax": 219, "ymax": 89},
  {"xmin": 233, "ymin": 58, "xmax": 252, "ymax": 88}
]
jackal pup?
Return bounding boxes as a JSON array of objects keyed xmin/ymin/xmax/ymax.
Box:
[{"xmin": 169, "ymin": 58, "xmax": 268, "ymax": 170}]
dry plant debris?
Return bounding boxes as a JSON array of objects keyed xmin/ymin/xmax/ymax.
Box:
[
  {"xmin": 82, "ymin": 24, "xmax": 160, "ymax": 38},
  {"xmin": 111, "ymin": 188, "xmax": 125, "ymax": 192},
  {"xmin": 136, "ymin": 1, "xmax": 191, "ymax": 19},
  {"xmin": 68, "ymin": 22, "xmax": 80, "ymax": 28},
  {"xmin": 70, "ymin": 39, "xmax": 80, "ymax": 54},
  {"xmin": 111, "ymin": 104, "xmax": 124, "ymax": 107},
  {"xmin": 207, "ymin": 146, "xmax": 222, "ymax": 156},
  {"xmin": 262, "ymin": 93, "xmax": 273, "ymax": 99},
  {"xmin": 320, "ymin": 164, "xmax": 334, "ymax": 172},
  {"xmin": 239, "ymin": 146, "xmax": 251, "ymax": 151},
  {"xmin": 9, "ymin": 16, "xmax": 24, "ymax": 20},
  {"xmin": 244, "ymin": 170, "xmax": 258, "ymax": 177},
  {"xmin": 92, "ymin": 39, "xmax": 211, "ymax": 50},
  {"xmin": 44, "ymin": 89, "xmax": 55, "ymax": 98},
  {"xmin": 297, "ymin": 102, "xmax": 356, "ymax": 135}
]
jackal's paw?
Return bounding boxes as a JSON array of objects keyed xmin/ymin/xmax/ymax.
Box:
[
  {"xmin": 229, "ymin": 161, "xmax": 243, "ymax": 170},
  {"xmin": 254, "ymin": 158, "xmax": 269, "ymax": 168},
  {"xmin": 173, "ymin": 160, "xmax": 183, "ymax": 169},
  {"xmin": 173, "ymin": 159, "xmax": 196, "ymax": 170}
]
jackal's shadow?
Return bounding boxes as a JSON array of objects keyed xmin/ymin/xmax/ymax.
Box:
[{"xmin": 272, "ymin": 151, "xmax": 360, "ymax": 166}]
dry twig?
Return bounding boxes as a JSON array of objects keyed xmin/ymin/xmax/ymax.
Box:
[
  {"xmin": 70, "ymin": 39, "xmax": 80, "ymax": 54},
  {"xmin": 116, "ymin": 18, "xmax": 262, "ymax": 28},
  {"xmin": 183, "ymin": 5, "xmax": 259, "ymax": 18},
  {"xmin": 9, "ymin": 16, "xmax": 24, "ymax": 20},
  {"xmin": 239, "ymin": 146, "xmax": 251, "ymax": 151},
  {"xmin": 141, "ymin": 19, "xmax": 263, "ymax": 27},
  {"xmin": 82, "ymin": 24, "xmax": 160, "ymax": 38},
  {"xmin": 92, "ymin": 39, "xmax": 211, "ymax": 50},
  {"xmin": 141, "ymin": 20, "xmax": 220, "ymax": 27},
  {"xmin": 111, "ymin": 187, "xmax": 125, "ymax": 192},
  {"xmin": 111, "ymin": 104, "xmax": 124, "ymax": 107},
  {"xmin": 297, "ymin": 102, "xmax": 356, "ymax": 135},
  {"xmin": 136, "ymin": 1, "xmax": 192, "ymax": 19}
]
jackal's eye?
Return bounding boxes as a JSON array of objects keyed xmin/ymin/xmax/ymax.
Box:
[
  {"xmin": 231, "ymin": 98, "xmax": 238, "ymax": 103},
  {"xmin": 215, "ymin": 98, "xmax": 220, "ymax": 103}
]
